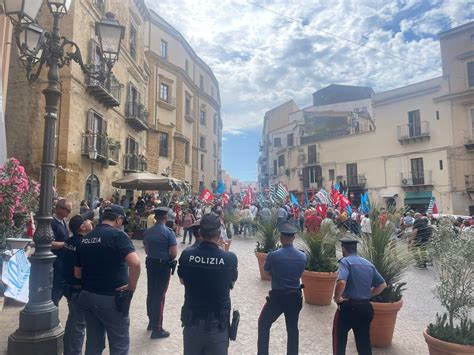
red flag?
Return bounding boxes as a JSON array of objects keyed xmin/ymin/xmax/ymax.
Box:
[
  {"xmin": 311, "ymin": 189, "xmax": 315, "ymax": 202},
  {"xmin": 242, "ymin": 186, "xmax": 253, "ymax": 207},
  {"xmin": 433, "ymin": 202, "xmax": 438, "ymax": 214},
  {"xmin": 222, "ymin": 192, "xmax": 230, "ymax": 206},
  {"xmin": 200, "ymin": 188, "xmax": 214, "ymax": 203},
  {"xmin": 316, "ymin": 204, "xmax": 328, "ymax": 218},
  {"xmin": 330, "ymin": 183, "xmax": 341, "ymax": 207}
]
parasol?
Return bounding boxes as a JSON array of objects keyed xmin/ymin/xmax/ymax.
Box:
[{"xmin": 112, "ymin": 172, "xmax": 189, "ymax": 191}]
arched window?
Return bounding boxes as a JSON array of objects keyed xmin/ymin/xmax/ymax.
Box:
[{"xmin": 85, "ymin": 174, "xmax": 100, "ymax": 206}]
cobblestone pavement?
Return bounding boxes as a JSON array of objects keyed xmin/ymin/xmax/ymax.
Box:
[{"xmin": 0, "ymin": 235, "xmax": 442, "ymax": 354}]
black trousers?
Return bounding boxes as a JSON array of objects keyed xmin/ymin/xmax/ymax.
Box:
[
  {"xmin": 332, "ymin": 300, "xmax": 374, "ymax": 355},
  {"xmin": 183, "ymin": 319, "xmax": 229, "ymax": 355},
  {"xmin": 146, "ymin": 258, "xmax": 171, "ymax": 331},
  {"xmin": 258, "ymin": 290, "xmax": 303, "ymax": 355},
  {"xmin": 52, "ymin": 258, "xmax": 64, "ymax": 306}
]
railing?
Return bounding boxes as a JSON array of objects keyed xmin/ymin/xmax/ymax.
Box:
[
  {"xmin": 397, "ymin": 121, "xmax": 430, "ymax": 141},
  {"xmin": 400, "ymin": 170, "xmax": 432, "ymax": 187},
  {"xmin": 85, "ymin": 64, "xmax": 121, "ymax": 106},
  {"xmin": 307, "ymin": 152, "xmax": 320, "ymax": 165},
  {"xmin": 465, "ymin": 175, "xmax": 474, "ymax": 191},
  {"xmin": 124, "ymin": 154, "xmax": 147, "ymax": 172},
  {"xmin": 347, "ymin": 174, "xmax": 367, "ymax": 187},
  {"xmin": 81, "ymin": 133, "xmax": 119, "ymax": 165},
  {"xmin": 125, "ymin": 102, "xmax": 148, "ymax": 131}
]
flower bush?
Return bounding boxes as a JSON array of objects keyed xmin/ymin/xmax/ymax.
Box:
[{"xmin": 0, "ymin": 158, "xmax": 40, "ymax": 242}]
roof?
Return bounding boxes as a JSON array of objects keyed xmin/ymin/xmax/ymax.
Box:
[
  {"xmin": 438, "ymin": 21, "xmax": 474, "ymax": 39},
  {"xmin": 312, "ymin": 84, "xmax": 374, "ymax": 106}
]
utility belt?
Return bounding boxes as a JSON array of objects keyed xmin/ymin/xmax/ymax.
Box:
[
  {"xmin": 146, "ymin": 257, "xmax": 177, "ymax": 275},
  {"xmin": 269, "ymin": 284, "xmax": 304, "ymax": 297},
  {"xmin": 345, "ymin": 299, "xmax": 370, "ymax": 305},
  {"xmin": 181, "ymin": 308, "xmax": 230, "ymax": 330},
  {"xmin": 63, "ymin": 284, "xmax": 81, "ymax": 299}
]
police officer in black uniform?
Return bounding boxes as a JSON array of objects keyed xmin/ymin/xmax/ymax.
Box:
[
  {"xmin": 332, "ymin": 238, "xmax": 387, "ymax": 355},
  {"xmin": 62, "ymin": 213, "xmax": 93, "ymax": 355},
  {"xmin": 75, "ymin": 205, "xmax": 141, "ymax": 355},
  {"xmin": 142, "ymin": 206, "xmax": 178, "ymax": 339},
  {"xmin": 178, "ymin": 213, "xmax": 238, "ymax": 355},
  {"xmin": 257, "ymin": 221, "xmax": 307, "ymax": 355}
]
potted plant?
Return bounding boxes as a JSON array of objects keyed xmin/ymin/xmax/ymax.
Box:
[
  {"xmin": 358, "ymin": 219, "xmax": 413, "ymax": 348},
  {"xmin": 423, "ymin": 225, "xmax": 474, "ymax": 354},
  {"xmin": 300, "ymin": 228, "xmax": 338, "ymax": 305},
  {"xmin": 0, "ymin": 158, "xmax": 40, "ymax": 254},
  {"xmin": 255, "ymin": 218, "xmax": 279, "ymax": 281}
]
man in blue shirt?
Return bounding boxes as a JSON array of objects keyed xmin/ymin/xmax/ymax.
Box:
[
  {"xmin": 332, "ymin": 238, "xmax": 387, "ymax": 355},
  {"xmin": 143, "ymin": 206, "xmax": 178, "ymax": 339},
  {"xmin": 257, "ymin": 221, "xmax": 307, "ymax": 355}
]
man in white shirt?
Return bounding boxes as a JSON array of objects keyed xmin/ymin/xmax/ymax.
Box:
[{"xmin": 360, "ymin": 214, "xmax": 372, "ymax": 237}]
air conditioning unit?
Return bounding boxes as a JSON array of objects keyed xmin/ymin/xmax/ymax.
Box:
[
  {"xmin": 400, "ymin": 177, "xmax": 412, "ymax": 186},
  {"xmin": 309, "ymin": 182, "xmax": 318, "ymax": 189}
]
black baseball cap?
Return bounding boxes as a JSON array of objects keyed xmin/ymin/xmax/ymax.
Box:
[
  {"xmin": 103, "ymin": 204, "xmax": 128, "ymax": 224},
  {"xmin": 69, "ymin": 212, "xmax": 93, "ymax": 234},
  {"xmin": 200, "ymin": 213, "xmax": 221, "ymax": 233}
]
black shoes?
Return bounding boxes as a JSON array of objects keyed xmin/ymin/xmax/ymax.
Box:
[{"xmin": 151, "ymin": 329, "xmax": 170, "ymax": 339}]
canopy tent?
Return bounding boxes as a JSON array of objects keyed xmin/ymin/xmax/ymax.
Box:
[{"xmin": 112, "ymin": 172, "xmax": 190, "ymax": 192}]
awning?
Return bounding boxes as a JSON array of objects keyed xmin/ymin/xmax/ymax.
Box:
[
  {"xmin": 380, "ymin": 193, "xmax": 397, "ymax": 198},
  {"xmin": 404, "ymin": 191, "xmax": 432, "ymax": 205},
  {"xmin": 112, "ymin": 173, "xmax": 190, "ymax": 192}
]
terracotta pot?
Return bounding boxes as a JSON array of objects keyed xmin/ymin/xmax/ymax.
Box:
[
  {"xmin": 370, "ymin": 299, "xmax": 403, "ymax": 348},
  {"xmin": 224, "ymin": 239, "xmax": 232, "ymax": 251},
  {"xmin": 423, "ymin": 328, "xmax": 474, "ymax": 355},
  {"xmin": 255, "ymin": 252, "xmax": 271, "ymax": 281},
  {"xmin": 301, "ymin": 270, "xmax": 338, "ymax": 305}
]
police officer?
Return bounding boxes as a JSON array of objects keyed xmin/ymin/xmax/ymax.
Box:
[
  {"xmin": 143, "ymin": 206, "xmax": 178, "ymax": 339},
  {"xmin": 63, "ymin": 213, "xmax": 93, "ymax": 355},
  {"xmin": 257, "ymin": 221, "xmax": 307, "ymax": 355},
  {"xmin": 178, "ymin": 213, "xmax": 238, "ymax": 355},
  {"xmin": 332, "ymin": 238, "xmax": 387, "ymax": 355},
  {"xmin": 75, "ymin": 205, "xmax": 141, "ymax": 355}
]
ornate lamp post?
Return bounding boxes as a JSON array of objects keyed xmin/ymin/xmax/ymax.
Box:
[{"xmin": 3, "ymin": 0, "xmax": 124, "ymax": 353}]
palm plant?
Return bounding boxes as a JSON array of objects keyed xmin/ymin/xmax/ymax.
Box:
[
  {"xmin": 301, "ymin": 231, "xmax": 338, "ymax": 272},
  {"xmin": 255, "ymin": 217, "xmax": 279, "ymax": 253},
  {"xmin": 358, "ymin": 220, "xmax": 414, "ymax": 302}
]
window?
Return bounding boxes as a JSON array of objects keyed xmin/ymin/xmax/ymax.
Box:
[
  {"xmin": 185, "ymin": 95, "xmax": 191, "ymax": 115},
  {"xmin": 410, "ymin": 158, "xmax": 425, "ymax": 185},
  {"xmin": 93, "ymin": 0, "xmax": 105, "ymax": 12},
  {"xmin": 185, "ymin": 59, "xmax": 189, "ymax": 74},
  {"xmin": 273, "ymin": 137, "xmax": 281, "ymax": 148},
  {"xmin": 436, "ymin": 110, "xmax": 440, "ymax": 120},
  {"xmin": 278, "ymin": 154, "xmax": 285, "ymax": 168},
  {"xmin": 467, "ymin": 61, "xmax": 474, "ymax": 87},
  {"xmin": 126, "ymin": 136, "xmax": 138, "ymax": 155},
  {"xmin": 200, "ymin": 136, "xmax": 206, "ymax": 149},
  {"xmin": 287, "ymin": 133, "xmax": 294, "ymax": 147},
  {"xmin": 129, "ymin": 25, "xmax": 137, "ymax": 60},
  {"xmin": 308, "ymin": 167, "xmax": 319, "ymax": 184},
  {"xmin": 158, "ymin": 132, "xmax": 168, "ymax": 157},
  {"xmin": 199, "ymin": 110, "xmax": 206, "ymax": 125},
  {"xmin": 213, "ymin": 142, "xmax": 217, "ymax": 155},
  {"xmin": 408, "ymin": 110, "xmax": 421, "ymax": 137},
  {"xmin": 86, "ymin": 109, "xmax": 106, "ymax": 155},
  {"xmin": 273, "ymin": 160, "xmax": 277, "ymax": 176},
  {"xmin": 200, "ymin": 154, "xmax": 204, "ymax": 170},
  {"xmin": 328, "ymin": 169, "xmax": 335, "ymax": 181},
  {"xmin": 308, "ymin": 145, "xmax": 317, "ymax": 164},
  {"xmin": 439, "ymin": 160, "xmax": 443, "ymax": 170},
  {"xmin": 159, "ymin": 83, "xmax": 169, "ymax": 102},
  {"xmin": 213, "ymin": 115, "xmax": 217, "ymax": 134},
  {"xmin": 161, "ymin": 40, "xmax": 168, "ymax": 59},
  {"xmin": 185, "ymin": 141, "xmax": 190, "ymax": 164},
  {"xmin": 200, "ymin": 75, "xmax": 204, "ymax": 90}
]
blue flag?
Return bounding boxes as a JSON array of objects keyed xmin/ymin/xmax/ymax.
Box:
[
  {"xmin": 290, "ymin": 193, "xmax": 300, "ymax": 207},
  {"xmin": 217, "ymin": 181, "xmax": 225, "ymax": 194}
]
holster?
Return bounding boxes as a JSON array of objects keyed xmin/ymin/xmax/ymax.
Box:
[
  {"xmin": 180, "ymin": 307, "xmax": 193, "ymax": 327},
  {"xmin": 229, "ymin": 309, "xmax": 240, "ymax": 341},
  {"xmin": 169, "ymin": 259, "xmax": 177, "ymax": 275},
  {"xmin": 115, "ymin": 290, "xmax": 133, "ymax": 317},
  {"xmin": 63, "ymin": 284, "xmax": 73, "ymax": 300}
]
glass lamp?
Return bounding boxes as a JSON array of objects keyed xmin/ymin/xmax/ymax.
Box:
[
  {"xmin": 46, "ymin": 0, "xmax": 71, "ymax": 16},
  {"xmin": 19, "ymin": 23, "xmax": 43, "ymax": 62},
  {"xmin": 95, "ymin": 12, "xmax": 125, "ymax": 63},
  {"xmin": 2, "ymin": 0, "xmax": 42, "ymax": 24}
]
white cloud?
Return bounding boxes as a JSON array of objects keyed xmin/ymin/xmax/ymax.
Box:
[{"xmin": 145, "ymin": 0, "xmax": 472, "ymax": 135}]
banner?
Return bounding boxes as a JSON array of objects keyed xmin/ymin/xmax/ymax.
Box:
[
  {"xmin": 200, "ymin": 188, "xmax": 214, "ymax": 203},
  {"xmin": 2, "ymin": 249, "xmax": 30, "ymax": 303},
  {"xmin": 222, "ymin": 192, "xmax": 230, "ymax": 206}
]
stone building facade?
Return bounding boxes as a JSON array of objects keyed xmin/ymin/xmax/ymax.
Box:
[
  {"xmin": 5, "ymin": 0, "xmax": 222, "ymax": 207},
  {"xmin": 0, "ymin": 7, "xmax": 12, "ymax": 164}
]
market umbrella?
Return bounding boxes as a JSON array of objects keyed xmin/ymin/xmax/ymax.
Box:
[{"xmin": 112, "ymin": 172, "xmax": 189, "ymax": 191}]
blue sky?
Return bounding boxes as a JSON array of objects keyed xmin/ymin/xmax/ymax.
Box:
[{"xmin": 146, "ymin": 0, "xmax": 473, "ymax": 181}]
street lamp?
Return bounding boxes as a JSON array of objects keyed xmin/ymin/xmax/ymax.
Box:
[{"xmin": 3, "ymin": 1, "xmax": 124, "ymax": 353}]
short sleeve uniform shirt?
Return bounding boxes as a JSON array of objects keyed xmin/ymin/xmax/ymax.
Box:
[
  {"xmin": 264, "ymin": 245, "xmax": 306, "ymax": 290},
  {"xmin": 143, "ymin": 223, "xmax": 177, "ymax": 260}
]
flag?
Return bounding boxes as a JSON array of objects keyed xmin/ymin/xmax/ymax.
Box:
[
  {"xmin": 316, "ymin": 188, "xmax": 332, "ymax": 207},
  {"xmin": 316, "ymin": 204, "xmax": 328, "ymax": 218},
  {"xmin": 269, "ymin": 183, "xmax": 276, "ymax": 202},
  {"xmin": 200, "ymin": 188, "xmax": 214, "ymax": 203},
  {"xmin": 290, "ymin": 193, "xmax": 300, "ymax": 207},
  {"xmin": 222, "ymin": 192, "xmax": 230, "ymax": 206},
  {"xmin": 426, "ymin": 197, "xmax": 439, "ymax": 214},
  {"xmin": 216, "ymin": 180, "xmax": 225, "ymax": 194},
  {"xmin": 275, "ymin": 183, "xmax": 289, "ymax": 201},
  {"xmin": 330, "ymin": 182, "xmax": 341, "ymax": 207},
  {"xmin": 242, "ymin": 186, "xmax": 254, "ymax": 207},
  {"xmin": 360, "ymin": 192, "xmax": 370, "ymax": 213}
]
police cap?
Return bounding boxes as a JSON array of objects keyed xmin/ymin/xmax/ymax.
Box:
[
  {"xmin": 339, "ymin": 237, "xmax": 360, "ymax": 246},
  {"xmin": 69, "ymin": 213, "xmax": 92, "ymax": 234},
  {"xmin": 153, "ymin": 206, "xmax": 170, "ymax": 217},
  {"xmin": 103, "ymin": 204, "xmax": 128, "ymax": 224},
  {"xmin": 200, "ymin": 213, "xmax": 221, "ymax": 233},
  {"xmin": 278, "ymin": 221, "xmax": 298, "ymax": 235}
]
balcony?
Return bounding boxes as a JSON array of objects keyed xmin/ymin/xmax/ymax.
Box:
[
  {"xmin": 397, "ymin": 122, "xmax": 430, "ymax": 144},
  {"xmin": 347, "ymin": 174, "xmax": 366, "ymax": 189},
  {"xmin": 465, "ymin": 175, "xmax": 474, "ymax": 192},
  {"xmin": 81, "ymin": 133, "xmax": 119, "ymax": 165},
  {"xmin": 400, "ymin": 170, "xmax": 433, "ymax": 188},
  {"xmin": 125, "ymin": 102, "xmax": 148, "ymax": 131},
  {"xmin": 124, "ymin": 154, "xmax": 147, "ymax": 173},
  {"xmin": 158, "ymin": 97, "xmax": 177, "ymax": 111},
  {"xmin": 464, "ymin": 136, "xmax": 474, "ymax": 151},
  {"xmin": 184, "ymin": 109, "xmax": 195, "ymax": 123},
  {"xmin": 85, "ymin": 65, "xmax": 121, "ymax": 108}
]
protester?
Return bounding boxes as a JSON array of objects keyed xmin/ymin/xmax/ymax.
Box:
[{"xmin": 360, "ymin": 213, "xmax": 372, "ymax": 237}]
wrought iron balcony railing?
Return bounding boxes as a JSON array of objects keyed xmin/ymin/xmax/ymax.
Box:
[
  {"xmin": 123, "ymin": 154, "xmax": 147, "ymax": 172},
  {"xmin": 85, "ymin": 64, "xmax": 121, "ymax": 108},
  {"xmin": 347, "ymin": 174, "xmax": 367, "ymax": 188},
  {"xmin": 81, "ymin": 133, "xmax": 119, "ymax": 165},
  {"xmin": 397, "ymin": 121, "xmax": 430, "ymax": 143},
  {"xmin": 125, "ymin": 101, "xmax": 148, "ymax": 131},
  {"xmin": 400, "ymin": 170, "xmax": 433, "ymax": 187}
]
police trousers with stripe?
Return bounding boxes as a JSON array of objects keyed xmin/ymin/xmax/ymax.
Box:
[
  {"xmin": 146, "ymin": 258, "xmax": 171, "ymax": 331},
  {"xmin": 332, "ymin": 300, "xmax": 374, "ymax": 355}
]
